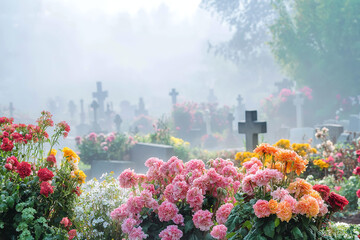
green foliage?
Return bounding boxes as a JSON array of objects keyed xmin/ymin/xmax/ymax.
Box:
[
  {"xmin": 77, "ymin": 132, "xmax": 133, "ymax": 164},
  {"xmin": 270, "ymin": 0, "xmax": 360, "ymax": 118}
]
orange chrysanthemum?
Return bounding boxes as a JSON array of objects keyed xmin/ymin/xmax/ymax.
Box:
[
  {"xmin": 276, "ymin": 201, "xmax": 292, "ymax": 222},
  {"xmin": 254, "ymin": 143, "xmax": 279, "ymax": 156},
  {"xmin": 274, "ymin": 149, "xmax": 297, "ymax": 163},
  {"xmin": 268, "ymin": 199, "xmax": 278, "ymax": 214},
  {"xmin": 287, "ymin": 178, "xmax": 312, "ymax": 199}
]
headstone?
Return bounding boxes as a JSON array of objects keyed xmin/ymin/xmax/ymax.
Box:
[
  {"xmin": 227, "ymin": 113, "xmax": 235, "ymax": 132},
  {"xmin": 349, "ymin": 114, "xmax": 360, "ymax": 132},
  {"xmin": 130, "ymin": 143, "xmax": 174, "ymax": 173},
  {"xmin": 275, "ymin": 78, "xmax": 294, "ymax": 93},
  {"xmin": 135, "ymin": 98, "xmax": 148, "ymax": 116},
  {"xmin": 9, "ymin": 102, "xmax": 14, "ymax": 118},
  {"xmin": 106, "ymin": 103, "xmax": 112, "ymax": 118},
  {"xmin": 289, "ymin": 127, "xmax": 314, "ymax": 144},
  {"xmin": 169, "ymin": 88, "xmax": 179, "ymax": 105},
  {"xmin": 90, "ymin": 100, "xmax": 101, "ymax": 132},
  {"xmin": 235, "ymin": 94, "xmax": 245, "ymax": 122},
  {"xmin": 337, "ymin": 132, "xmax": 352, "ymax": 145},
  {"xmin": 207, "ymin": 89, "xmax": 218, "ymax": 104},
  {"xmin": 92, "ymin": 82, "xmax": 108, "ymax": 117},
  {"xmin": 293, "ymin": 92, "xmax": 304, "ymax": 128},
  {"xmin": 120, "ymin": 100, "xmax": 136, "ymax": 122},
  {"xmin": 90, "ymin": 160, "xmax": 135, "ymax": 180},
  {"xmin": 114, "ymin": 114, "xmax": 122, "ymax": 133},
  {"xmin": 238, "ymin": 110, "xmax": 267, "ymax": 151},
  {"xmin": 321, "ymin": 124, "xmax": 344, "ymax": 143}
]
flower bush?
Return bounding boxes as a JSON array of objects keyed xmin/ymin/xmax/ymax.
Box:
[
  {"xmin": 111, "ymin": 156, "xmax": 242, "ymax": 239},
  {"xmin": 226, "ymin": 143, "xmax": 348, "ymax": 239},
  {"xmin": 76, "ymin": 132, "xmax": 134, "ymax": 164},
  {"xmin": 0, "ymin": 112, "xmax": 85, "ymax": 239},
  {"xmin": 74, "ymin": 172, "xmax": 129, "ymax": 239}
]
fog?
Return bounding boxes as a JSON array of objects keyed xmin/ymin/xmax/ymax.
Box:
[{"xmin": 0, "ymin": 0, "xmax": 281, "ymax": 121}]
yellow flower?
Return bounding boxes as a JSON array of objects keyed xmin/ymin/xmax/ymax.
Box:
[
  {"xmin": 313, "ymin": 159, "xmax": 329, "ymax": 169},
  {"xmin": 62, "ymin": 147, "xmax": 80, "ymax": 161},
  {"xmin": 274, "ymin": 139, "xmax": 291, "ymax": 149},
  {"xmin": 50, "ymin": 149, "xmax": 57, "ymax": 156},
  {"xmin": 73, "ymin": 169, "xmax": 87, "ymax": 184}
]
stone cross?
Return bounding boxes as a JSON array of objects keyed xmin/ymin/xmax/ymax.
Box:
[
  {"xmin": 135, "ymin": 98, "xmax": 148, "ymax": 116},
  {"xmin": 227, "ymin": 112, "xmax": 235, "ymax": 132},
  {"xmin": 92, "ymin": 81, "xmax": 108, "ymax": 117},
  {"xmin": 169, "ymin": 88, "xmax": 179, "ymax": 105},
  {"xmin": 204, "ymin": 110, "xmax": 212, "ymax": 135},
  {"xmin": 238, "ymin": 110, "xmax": 267, "ymax": 151},
  {"xmin": 68, "ymin": 100, "xmax": 76, "ymax": 119},
  {"xmin": 275, "ymin": 78, "xmax": 294, "ymax": 93},
  {"xmin": 114, "ymin": 114, "xmax": 122, "ymax": 132},
  {"xmin": 9, "ymin": 102, "xmax": 14, "ymax": 118},
  {"xmin": 236, "ymin": 94, "xmax": 245, "ymax": 121},
  {"xmin": 91, "ymin": 100, "xmax": 99, "ymax": 125},
  {"xmin": 293, "ymin": 92, "xmax": 304, "ymax": 128},
  {"xmin": 80, "ymin": 99, "xmax": 85, "ymax": 124}
]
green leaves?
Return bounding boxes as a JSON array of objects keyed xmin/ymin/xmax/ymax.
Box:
[
  {"xmin": 264, "ymin": 220, "xmax": 275, "ymax": 238},
  {"xmin": 291, "ymin": 227, "xmax": 303, "ymax": 240}
]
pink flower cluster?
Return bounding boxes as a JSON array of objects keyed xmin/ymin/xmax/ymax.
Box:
[{"xmin": 111, "ymin": 157, "xmax": 242, "ymax": 238}]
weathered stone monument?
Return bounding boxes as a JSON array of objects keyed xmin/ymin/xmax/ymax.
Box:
[
  {"xmin": 169, "ymin": 88, "xmax": 179, "ymax": 105},
  {"xmin": 92, "ymin": 82, "xmax": 108, "ymax": 118},
  {"xmin": 90, "ymin": 100, "xmax": 101, "ymax": 132},
  {"xmin": 114, "ymin": 114, "xmax": 122, "ymax": 133},
  {"xmin": 238, "ymin": 110, "xmax": 267, "ymax": 151},
  {"xmin": 135, "ymin": 97, "xmax": 148, "ymax": 116}
]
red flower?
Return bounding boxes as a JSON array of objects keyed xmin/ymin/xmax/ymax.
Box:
[
  {"xmin": 37, "ymin": 168, "xmax": 54, "ymax": 182},
  {"xmin": 6, "ymin": 156, "xmax": 19, "ymax": 168},
  {"xmin": 1, "ymin": 138, "xmax": 14, "ymax": 151},
  {"xmin": 353, "ymin": 167, "xmax": 360, "ymax": 175},
  {"xmin": 68, "ymin": 229, "xmax": 77, "ymax": 240},
  {"xmin": 72, "ymin": 186, "xmax": 81, "ymax": 196},
  {"xmin": 357, "ymin": 189, "xmax": 360, "ymax": 198},
  {"xmin": 60, "ymin": 217, "xmax": 72, "ymax": 228},
  {"xmin": 313, "ymin": 184, "xmax": 330, "ymax": 200},
  {"xmin": 356, "ymin": 149, "xmax": 360, "ymax": 155},
  {"xmin": 327, "ymin": 192, "xmax": 349, "ymax": 212},
  {"xmin": 46, "ymin": 155, "xmax": 57, "ymax": 166},
  {"xmin": 40, "ymin": 182, "xmax": 54, "ymax": 197},
  {"xmin": 16, "ymin": 162, "xmax": 32, "ymax": 178},
  {"xmin": 5, "ymin": 163, "xmax": 13, "ymax": 171}
]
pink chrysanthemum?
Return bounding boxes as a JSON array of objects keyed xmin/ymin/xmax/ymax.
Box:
[
  {"xmin": 210, "ymin": 224, "xmax": 227, "ymax": 240},
  {"xmin": 159, "ymin": 225, "xmax": 183, "ymax": 240},
  {"xmin": 192, "ymin": 210, "xmax": 214, "ymax": 231},
  {"xmin": 158, "ymin": 201, "xmax": 179, "ymax": 222},
  {"xmin": 216, "ymin": 203, "xmax": 234, "ymax": 224},
  {"xmin": 253, "ymin": 200, "xmax": 271, "ymax": 218}
]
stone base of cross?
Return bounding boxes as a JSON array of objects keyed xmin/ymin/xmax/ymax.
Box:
[{"xmin": 238, "ymin": 110, "xmax": 267, "ymax": 151}]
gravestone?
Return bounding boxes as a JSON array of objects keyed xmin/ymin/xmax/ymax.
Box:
[
  {"xmin": 169, "ymin": 88, "xmax": 179, "ymax": 105},
  {"xmin": 204, "ymin": 110, "xmax": 212, "ymax": 135},
  {"xmin": 349, "ymin": 115, "xmax": 360, "ymax": 132},
  {"xmin": 9, "ymin": 102, "xmax": 14, "ymax": 118},
  {"xmin": 76, "ymin": 99, "xmax": 90, "ymax": 136},
  {"xmin": 80, "ymin": 99, "xmax": 85, "ymax": 124},
  {"xmin": 90, "ymin": 160, "xmax": 135, "ymax": 180},
  {"xmin": 337, "ymin": 132, "xmax": 352, "ymax": 145},
  {"xmin": 293, "ymin": 92, "xmax": 304, "ymax": 128},
  {"xmin": 114, "ymin": 114, "xmax": 122, "ymax": 133},
  {"xmin": 227, "ymin": 113, "xmax": 235, "ymax": 132},
  {"xmin": 90, "ymin": 100, "xmax": 101, "ymax": 132},
  {"xmin": 207, "ymin": 89, "xmax": 218, "ymax": 104},
  {"xmin": 130, "ymin": 143, "xmax": 174, "ymax": 173},
  {"xmin": 289, "ymin": 128, "xmax": 314, "ymax": 144},
  {"xmin": 92, "ymin": 81, "xmax": 108, "ymax": 117},
  {"xmin": 135, "ymin": 98, "xmax": 148, "ymax": 116},
  {"xmin": 120, "ymin": 100, "xmax": 136, "ymax": 122},
  {"xmin": 321, "ymin": 124, "xmax": 344, "ymax": 143},
  {"xmin": 238, "ymin": 110, "xmax": 267, "ymax": 151}
]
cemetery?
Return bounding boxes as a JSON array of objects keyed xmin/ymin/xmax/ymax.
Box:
[{"xmin": 1, "ymin": 1, "xmax": 360, "ymax": 240}]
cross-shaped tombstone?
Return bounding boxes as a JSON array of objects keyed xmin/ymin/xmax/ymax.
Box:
[
  {"xmin": 80, "ymin": 99, "xmax": 85, "ymax": 124},
  {"xmin": 275, "ymin": 78, "xmax": 294, "ymax": 93},
  {"xmin": 91, "ymin": 100, "xmax": 99, "ymax": 125},
  {"xmin": 9, "ymin": 102, "xmax": 14, "ymax": 118},
  {"xmin": 135, "ymin": 98, "xmax": 148, "ymax": 116},
  {"xmin": 92, "ymin": 81, "xmax": 108, "ymax": 117},
  {"xmin": 68, "ymin": 100, "xmax": 76, "ymax": 119},
  {"xmin": 236, "ymin": 94, "xmax": 245, "ymax": 121},
  {"xmin": 238, "ymin": 110, "xmax": 267, "ymax": 151},
  {"xmin": 169, "ymin": 88, "xmax": 179, "ymax": 105},
  {"xmin": 114, "ymin": 114, "xmax": 122, "ymax": 133},
  {"xmin": 293, "ymin": 92, "xmax": 304, "ymax": 128},
  {"xmin": 227, "ymin": 112, "xmax": 235, "ymax": 132}
]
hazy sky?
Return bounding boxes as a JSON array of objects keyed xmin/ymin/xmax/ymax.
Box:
[{"xmin": 0, "ymin": 0, "xmax": 281, "ymax": 120}]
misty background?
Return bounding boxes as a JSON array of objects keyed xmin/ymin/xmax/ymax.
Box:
[{"xmin": 0, "ymin": 0, "xmax": 282, "ymax": 121}]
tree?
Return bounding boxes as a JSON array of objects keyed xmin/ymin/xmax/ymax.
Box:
[{"xmin": 269, "ymin": 0, "xmax": 360, "ymax": 118}]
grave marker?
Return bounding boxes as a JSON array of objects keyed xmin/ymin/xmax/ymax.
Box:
[
  {"xmin": 238, "ymin": 110, "xmax": 267, "ymax": 151},
  {"xmin": 169, "ymin": 88, "xmax": 179, "ymax": 105},
  {"xmin": 68, "ymin": 100, "xmax": 76, "ymax": 119},
  {"xmin": 135, "ymin": 98, "xmax": 148, "ymax": 116},
  {"xmin": 293, "ymin": 92, "xmax": 304, "ymax": 128},
  {"xmin": 80, "ymin": 99, "xmax": 85, "ymax": 124},
  {"xmin": 92, "ymin": 82, "xmax": 108, "ymax": 117},
  {"xmin": 114, "ymin": 114, "xmax": 122, "ymax": 133},
  {"xmin": 90, "ymin": 100, "xmax": 101, "ymax": 132},
  {"xmin": 227, "ymin": 112, "xmax": 234, "ymax": 132}
]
